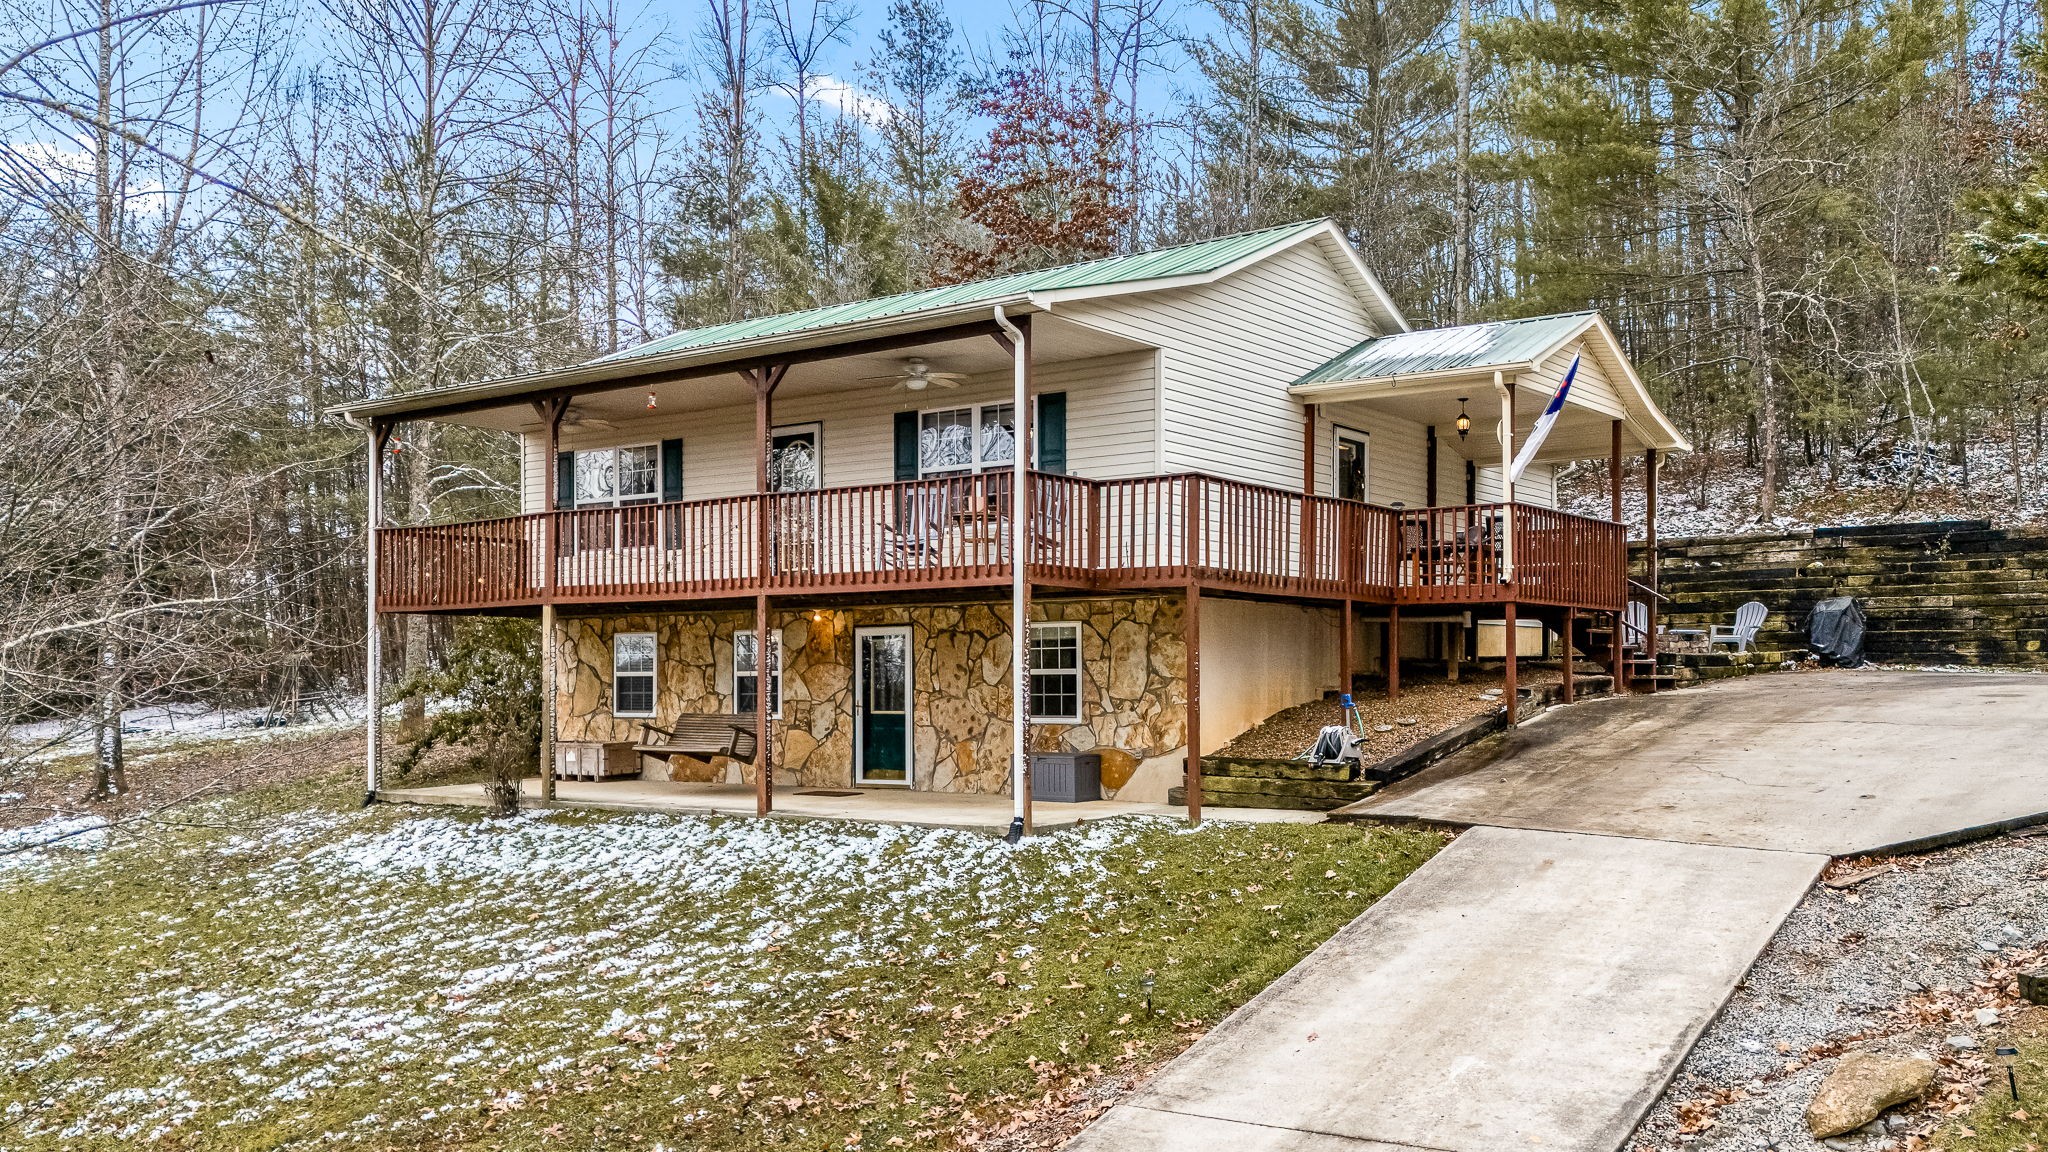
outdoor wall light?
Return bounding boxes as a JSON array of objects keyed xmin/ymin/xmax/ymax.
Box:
[
  {"xmin": 1998, "ymin": 1045, "xmax": 2021, "ymax": 1100},
  {"xmin": 1455, "ymin": 399, "xmax": 1472, "ymax": 440}
]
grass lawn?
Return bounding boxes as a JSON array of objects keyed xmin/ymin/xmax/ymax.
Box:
[
  {"xmin": 1938, "ymin": 1003, "xmax": 2048, "ymax": 1151},
  {"xmin": 0, "ymin": 775, "xmax": 1443, "ymax": 1150}
]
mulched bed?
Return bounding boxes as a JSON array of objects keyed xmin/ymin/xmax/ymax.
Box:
[{"xmin": 1216, "ymin": 666, "xmax": 1565, "ymax": 763}]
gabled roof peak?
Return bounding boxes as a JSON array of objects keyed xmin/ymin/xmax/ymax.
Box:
[{"xmin": 602, "ymin": 219, "xmax": 1337, "ymax": 366}]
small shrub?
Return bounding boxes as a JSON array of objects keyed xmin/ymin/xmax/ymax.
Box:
[{"xmin": 389, "ymin": 618, "xmax": 540, "ymax": 815}]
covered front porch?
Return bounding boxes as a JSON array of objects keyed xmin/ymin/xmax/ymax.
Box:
[{"xmin": 379, "ymin": 776, "xmax": 1323, "ymax": 834}]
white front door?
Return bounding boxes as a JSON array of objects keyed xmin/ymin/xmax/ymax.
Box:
[{"xmin": 853, "ymin": 626, "xmax": 912, "ymax": 786}]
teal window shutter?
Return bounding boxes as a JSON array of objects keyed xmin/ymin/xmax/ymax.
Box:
[
  {"xmin": 660, "ymin": 439, "xmax": 684, "ymax": 501},
  {"xmin": 1036, "ymin": 392, "xmax": 1067, "ymax": 474},
  {"xmin": 555, "ymin": 451, "xmax": 576, "ymax": 510},
  {"xmin": 893, "ymin": 411, "xmax": 919, "ymax": 480}
]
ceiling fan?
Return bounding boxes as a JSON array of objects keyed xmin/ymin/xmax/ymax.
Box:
[
  {"xmin": 561, "ymin": 405, "xmax": 615, "ymax": 430},
  {"xmin": 862, "ymin": 356, "xmax": 965, "ymax": 392}
]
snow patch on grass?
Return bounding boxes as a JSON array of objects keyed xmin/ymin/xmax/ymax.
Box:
[{"xmin": 0, "ymin": 805, "xmax": 1157, "ymax": 1145}]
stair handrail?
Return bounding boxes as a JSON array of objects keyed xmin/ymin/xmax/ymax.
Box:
[{"xmin": 1626, "ymin": 577, "xmax": 1668, "ymax": 603}]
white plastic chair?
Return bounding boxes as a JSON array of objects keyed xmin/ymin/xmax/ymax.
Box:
[
  {"xmin": 1622, "ymin": 600, "xmax": 1650, "ymax": 648},
  {"xmin": 1709, "ymin": 601, "xmax": 1769, "ymax": 653}
]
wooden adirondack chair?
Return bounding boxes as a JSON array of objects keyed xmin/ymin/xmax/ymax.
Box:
[{"xmin": 1709, "ymin": 601, "xmax": 1769, "ymax": 653}]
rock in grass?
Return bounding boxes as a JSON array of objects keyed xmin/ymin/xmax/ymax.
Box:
[
  {"xmin": 1946, "ymin": 1034, "xmax": 1980, "ymax": 1051},
  {"xmin": 1805, "ymin": 1052, "xmax": 1936, "ymax": 1139},
  {"xmin": 2021, "ymin": 969, "xmax": 2048, "ymax": 1005}
]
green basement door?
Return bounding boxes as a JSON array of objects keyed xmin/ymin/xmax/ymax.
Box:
[{"xmin": 855, "ymin": 626, "xmax": 911, "ymax": 785}]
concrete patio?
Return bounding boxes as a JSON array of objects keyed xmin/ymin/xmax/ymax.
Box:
[{"xmin": 379, "ymin": 777, "xmax": 1323, "ymax": 834}]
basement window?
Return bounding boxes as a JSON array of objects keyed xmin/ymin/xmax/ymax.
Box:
[
  {"xmin": 1029, "ymin": 623, "xmax": 1082, "ymax": 723},
  {"xmin": 613, "ymin": 633, "xmax": 657, "ymax": 717},
  {"xmin": 734, "ymin": 630, "xmax": 783, "ymax": 718}
]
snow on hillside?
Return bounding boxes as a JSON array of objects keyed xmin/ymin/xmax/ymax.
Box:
[{"xmin": 1560, "ymin": 439, "xmax": 2048, "ymax": 539}]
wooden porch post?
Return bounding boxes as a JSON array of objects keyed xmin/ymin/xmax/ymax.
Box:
[
  {"xmin": 1301, "ymin": 403, "xmax": 1317, "ymax": 579},
  {"xmin": 1609, "ymin": 419, "xmax": 1624, "ymax": 522},
  {"xmin": 1644, "ymin": 446, "xmax": 1660, "ymax": 684},
  {"xmin": 364, "ymin": 420, "xmax": 391, "ymax": 802},
  {"xmin": 1338, "ymin": 599, "xmax": 1353, "ymax": 700},
  {"xmin": 1386, "ymin": 604, "xmax": 1401, "ymax": 701},
  {"xmin": 1504, "ymin": 602, "xmax": 1519, "ymax": 726},
  {"xmin": 1184, "ymin": 583, "xmax": 1202, "ymax": 827},
  {"xmin": 1562, "ymin": 606, "xmax": 1576, "ymax": 704},
  {"xmin": 1425, "ymin": 425, "xmax": 1439, "ymax": 507},
  {"xmin": 539, "ymin": 396, "xmax": 568, "ymax": 805},
  {"xmin": 748, "ymin": 364, "xmax": 787, "ymax": 816}
]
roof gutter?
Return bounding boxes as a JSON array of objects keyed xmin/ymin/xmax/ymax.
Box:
[
  {"xmin": 1290, "ymin": 360, "xmax": 1542, "ymax": 398},
  {"xmin": 329, "ymin": 295, "xmax": 1044, "ymax": 423}
]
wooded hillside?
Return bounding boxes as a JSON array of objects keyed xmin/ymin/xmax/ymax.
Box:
[{"xmin": 5, "ymin": 0, "xmax": 2048, "ymax": 783}]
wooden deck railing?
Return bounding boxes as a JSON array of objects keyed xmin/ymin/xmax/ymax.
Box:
[{"xmin": 375, "ymin": 472, "xmax": 1625, "ymax": 613}]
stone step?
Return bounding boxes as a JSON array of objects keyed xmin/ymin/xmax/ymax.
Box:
[
  {"xmin": 1201, "ymin": 756, "xmax": 1359, "ymax": 782},
  {"xmin": 1170, "ymin": 779, "xmax": 1380, "ymax": 811},
  {"xmin": 1193, "ymin": 775, "xmax": 1381, "ymax": 802}
]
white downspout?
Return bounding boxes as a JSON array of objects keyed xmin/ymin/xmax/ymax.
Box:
[
  {"xmin": 994, "ymin": 305, "xmax": 1029, "ymax": 841},
  {"xmin": 1495, "ymin": 369, "xmax": 1514, "ymax": 581},
  {"xmin": 343, "ymin": 412, "xmax": 383, "ymax": 804}
]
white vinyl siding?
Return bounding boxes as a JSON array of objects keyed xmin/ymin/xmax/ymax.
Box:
[
  {"xmin": 1058, "ymin": 238, "xmax": 1385, "ymax": 492},
  {"xmin": 519, "ymin": 350, "xmax": 1158, "ymax": 512},
  {"xmin": 1472, "ymin": 463, "xmax": 1556, "ymax": 507}
]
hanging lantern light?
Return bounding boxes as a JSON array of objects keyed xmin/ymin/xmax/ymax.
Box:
[{"xmin": 1455, "ymin": 398, "xmax": 1472, "ymax": 441}]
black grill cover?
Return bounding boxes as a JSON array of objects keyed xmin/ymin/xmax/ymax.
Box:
[{"xmin": 1806, "ymin": 596, "xmax": 1867, "ymax": 668}]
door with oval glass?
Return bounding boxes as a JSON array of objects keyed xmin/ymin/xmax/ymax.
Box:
[{"xmin": 854, "ymin": 626, "xmax": 912, "ymax": 785}]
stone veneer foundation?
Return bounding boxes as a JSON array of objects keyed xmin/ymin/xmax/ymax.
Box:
[{"xmin": 553, "ymin": 595, "xmax": 1188, "ymax": 797}]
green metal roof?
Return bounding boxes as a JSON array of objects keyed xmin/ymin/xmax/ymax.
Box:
[
  {"xmin": 1294, "ymin": 311, "xmax": 1596, "ymax": 385},
  {"xmin": 600, "ymin": 219, "xmax": 1331, "ymax": 364}
]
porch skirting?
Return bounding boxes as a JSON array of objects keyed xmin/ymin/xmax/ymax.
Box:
[{"xmin": 553, "ymin": 595, "xmax": 1194, "ymax": 801}]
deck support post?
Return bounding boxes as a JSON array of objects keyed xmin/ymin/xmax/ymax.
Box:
[
  {"xmin": 754, "ymin": 592, "xmax": 772, "ymax": 815},
  {"xmin": 539, "ymin": 602, "xmax": 558, "ymax": 804},
  {"xmin": 993, "ymin": 310, "xmax": 1034, "ymax": 839},
  {"xmin": 1184, "ymin": 583, "xmax": 1202, "ymax": 827},
  {"xmin": 364, "ymin": 419, "xmax": 391, "ymax": 802},
  {"xmin": 1338, "ymin": 599, "xmax": 1353, "ymax": 700},
  {"xmin": 1644, "ymin": 446, "xmax": 1660, "ymax": 687},
  {"xmin": 1612, "ymin": 608, "xmax": 1627, "ymax": 691},
  {"xmin": 539, "ymin": 396, "xmax": 567, "ymax": 804},
  {"xmin": 747, "ymin": 362, "xmax": 788, "ymax": 815},
  {"xmin": 1385, "ymin": 604, "xmax": 1400, "ymax": 701},
  {"xmin": 1504, "ymin": 602, "xmax": 1519, "ymax": 726},
  {"xmin": 1561, "ymin": 606, "xmax": 1576, "ymax": 704}
]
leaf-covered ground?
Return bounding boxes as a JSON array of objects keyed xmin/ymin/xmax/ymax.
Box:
[{"xmin": 0, "ymin": 779, "xmax": 1443, "ymax": 1150}]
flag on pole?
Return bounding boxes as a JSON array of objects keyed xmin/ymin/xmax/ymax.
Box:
[{"xmin": 1507, "ymin": 354, "xmax": 1579, "ymax": 485}]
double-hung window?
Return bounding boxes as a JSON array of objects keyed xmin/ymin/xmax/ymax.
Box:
[
  {"xmin": 1028, "ymin": 622, "xmax": 1082, "ymax": 723},
  {"xmin": 734, "ymin": 630, "xmax": 782, "ymax": 717},
  {"xmin": 918, "ymin": 403, "xmax": 1017, "ymax": 477},
  {"xmin": 575, "ymin": 444, "xmax": 662, "ymax": 507},
  {"xmin": 574, "ymin": 443, "xmax": 665, "ymax": 547},
  {"xmin": 613, "ymin": 633, "xmax": 657, "ymax": 717}
]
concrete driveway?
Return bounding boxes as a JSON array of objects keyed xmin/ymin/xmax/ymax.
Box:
[
  {"xmin": 1345, "ymin": 669, "xmax": 2048, "ymax": 855},
  {"xmin": 1068, "ymin": 669, "xmax": 2048, "ymax": 1152},
  {"xmin": 1067, "ymin": 827, "xmax": 1822, "ymax": 1152}
]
